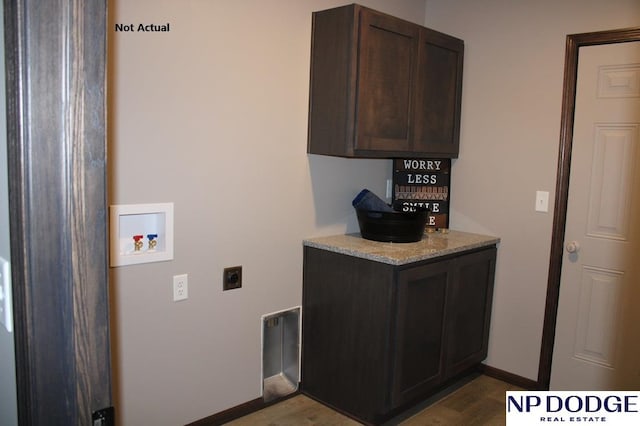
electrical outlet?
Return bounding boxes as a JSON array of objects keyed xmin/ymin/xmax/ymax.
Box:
[
  {"xmin": 223, "ymin": 266, "xmax": 242, "ymax": 291},
  {"xmin": 173, "ymin": 274, "xmax": 188, "ymax": 301}
]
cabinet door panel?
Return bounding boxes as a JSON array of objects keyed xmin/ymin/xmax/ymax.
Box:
[
  {"xmin": 307, "ymin": 5, "xmax": 356, "ymax": 157},
  {"xmin": 302, "ymin": 247, "xmax": 394, "ymax": 422},
  {"xmin": 413, "ymin": 29, "xmax": 463, "ymax": 155},
  {"xmin": 445, "ymin": 248, "xmax": 497, "ymax": 377},
  {"xmin": 356, "ymin": 9, "xmax": 418, "ymax": 153},
  {"xmin": 392, "ymin": 260, "xmax": 450, "ymax": 408}
]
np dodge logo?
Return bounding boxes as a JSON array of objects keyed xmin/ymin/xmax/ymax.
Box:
[{"xmin": 506, "ymin": 391, "xmax": 640, "ymax": 425}]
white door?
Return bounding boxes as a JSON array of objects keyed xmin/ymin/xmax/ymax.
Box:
[{"xmin": 551, "ymin": 41, "xmax": 640, "ymax": 390}]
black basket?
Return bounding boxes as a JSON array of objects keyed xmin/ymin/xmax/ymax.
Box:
[{"xmin": 356, "ymin": 208, "xmax": 429, "ymax": 243}]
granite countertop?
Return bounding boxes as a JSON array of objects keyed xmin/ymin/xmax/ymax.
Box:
[{"xmin": 303, "ymin": 230, "xmax": 500, "ymax": 265}]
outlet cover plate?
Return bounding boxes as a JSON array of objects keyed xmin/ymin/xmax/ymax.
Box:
[
  {"xmin": 173, "ymin": 274, "xmax": 188, "ymax": 301},
  {"xmin": 223, "ymin": 266, "xmax": 242, "ymax": 291}
]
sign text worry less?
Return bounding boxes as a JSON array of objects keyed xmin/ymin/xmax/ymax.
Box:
[
  {"xmin": 392, "ymin": 158, "xmax": 450, "ymax": 229},
  {"xmin": 506, "ymin": 391, "xmax": 640, "ymax": 425}
]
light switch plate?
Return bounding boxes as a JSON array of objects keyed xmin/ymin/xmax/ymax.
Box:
[
  {"xmin": 535, "ymin": 191, "xmax": 550, "ymax": 213},
  {"xmin": 0, "ymin": 256, "xmax": 13, "ymax": 333}
]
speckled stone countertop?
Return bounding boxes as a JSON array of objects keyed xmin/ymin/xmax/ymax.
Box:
[{"xmin": 303, "ymin": 230, "xmax": 500, "ymax": 266}]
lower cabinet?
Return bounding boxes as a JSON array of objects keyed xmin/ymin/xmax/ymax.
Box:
[{"xmin": 301, "ymin": 245, "xmax": 496, "ymax": 424}]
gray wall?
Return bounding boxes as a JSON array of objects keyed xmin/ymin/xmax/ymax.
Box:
[
  {"xmin": 0, "ymin": 0, "xmax": 18, "ymax": 423},
  {"xmin": 109, "ymin": 1, "xmax": 423, "ymax": 424},
  {"xmin": 424, "ymin": 0, "xmax": 640, "ymax": 380}
]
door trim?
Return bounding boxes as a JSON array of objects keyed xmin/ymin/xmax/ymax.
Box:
[
  {"xmin": 5, "ymin": 0, "xmax": 111, "ymax": 423},
  {"xmin": 538, "ymin": 27, "xmax": 640, "ymax": 390}
]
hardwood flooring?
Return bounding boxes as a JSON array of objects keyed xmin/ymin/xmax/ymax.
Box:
[{"xmin": 225, "ymin": 375, "xmax": 522, "ymax": 425}]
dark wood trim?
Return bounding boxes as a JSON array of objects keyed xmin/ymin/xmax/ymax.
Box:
[
  {"xmin": 479, "ymin": 364, "xmax": 538, "ymax": 390},
  {"xmin": 3, "ymin": 1, "xmax": 30, "ymax": 423},
  {"xmin": 537, "ymin": 26, "xmax": 640, "ymax": 390},
  {"xmin": 5, "ymin": 0, "xmax": 111, "ymax": 423},
  {"xmin": 186, "ymin": 391, "xmax": 300, "ymax": 426}
]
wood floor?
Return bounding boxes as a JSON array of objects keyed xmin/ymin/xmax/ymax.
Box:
[{"xmin": 225, "ymin": 375, "xmax": 522, "ymax": 425}]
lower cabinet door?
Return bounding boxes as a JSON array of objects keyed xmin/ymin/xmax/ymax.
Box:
[
  {"xmin": 391, "ymin": 259, "xmax": 451, "ymax": 408},
  {"xmin": 444, "ymin": 247, "xmax": 497, "ymax": 377}
]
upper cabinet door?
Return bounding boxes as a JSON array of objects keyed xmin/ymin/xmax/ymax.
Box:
[
  {"xmin": 413, "ymin": 29, "xmax": 464, "ymax": 156},
  {"xmin": 355, "ymin": 9, "xmax": 419, "ymax": 153},
  {"xmin": 307, "ymin": 4, "xmax": 464, "ymax": 158}
]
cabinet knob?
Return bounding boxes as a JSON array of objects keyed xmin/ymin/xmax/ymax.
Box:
[{"xmin": 566, "ymin": 241, "xmax": 580, "ymax": 254}]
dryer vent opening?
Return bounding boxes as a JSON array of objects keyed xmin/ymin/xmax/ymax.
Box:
[{"xmin": 261, "ymin": 307, "xmax": 300, "ymax": 402}]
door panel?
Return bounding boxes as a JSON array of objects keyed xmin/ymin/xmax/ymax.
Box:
[
  {"xmin": 413, "ymin": 30, "xmax": 463, "ymax": 155},
  {"xmin": 573, "ymin": 266, "xmax": 623, "ymax": 368},
  {"xmin": 392, "ymin": 261, "xmax": 449, "ymax": 408},
  {"xmin": 587, "ymin": 124, "xmax": 637, "ymax": 240},
  {"xmin": 445, "ymin": 248, "xmax": 496, "ymax": 377},
  {"xmin": 551, "ymin": 41, "xmax": 640, "ymax": 390},
  {"xmin": 356, "ymin": 9, "xmax": 418, "ymax": 152}
]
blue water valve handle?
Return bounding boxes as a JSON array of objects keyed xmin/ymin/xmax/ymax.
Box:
[{"xmin": 147, "ymin": 234, "xmax": 158, "ymax": 241}]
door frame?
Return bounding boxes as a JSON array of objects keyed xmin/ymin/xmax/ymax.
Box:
[
  {"xmin": 538, "ymin": 27, "xmax": 640, "ymax": 390},
  {"xmin": 4, "ymin": 0, "xmax": 111, "ymax": 423}
]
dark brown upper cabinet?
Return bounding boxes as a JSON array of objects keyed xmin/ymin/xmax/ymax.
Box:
[{"xmin": 307, "ymin": 4, "xmax": 464, "ymax": 158}]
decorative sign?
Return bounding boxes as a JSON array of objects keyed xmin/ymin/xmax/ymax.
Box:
[{"xmin": 392, "ymin": 159, "xmax": 451, "ymax": 229}]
